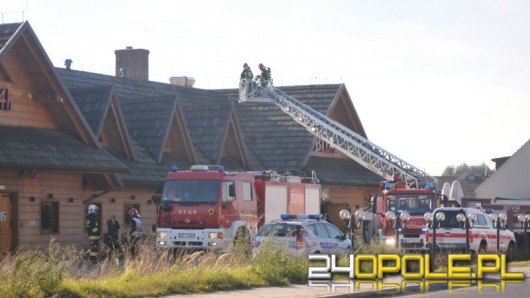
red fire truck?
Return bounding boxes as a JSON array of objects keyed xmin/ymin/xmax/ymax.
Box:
[
  {"xmin": 364, "ymin": 177, "xmax": 440, "ymax": 250},
  {"xmin": 239, "ymin": 80, "xmax": 440, "ymax": 250},
  {"xmin": 155, "ymin": 165, "xmax": 321, "ymax": 251}
]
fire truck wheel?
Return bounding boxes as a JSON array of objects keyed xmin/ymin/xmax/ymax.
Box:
[
  {"xmin": 507, "ymin": 242, "xmax": 516, "ymax": 262},
  {"xmin": 478, "ymin": 240, "xmax": 487, "ymax": 254}
]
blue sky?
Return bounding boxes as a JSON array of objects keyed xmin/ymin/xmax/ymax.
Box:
[{"xmin": 2, "ymin": 0, "xmax": 530, "ymax": 176}]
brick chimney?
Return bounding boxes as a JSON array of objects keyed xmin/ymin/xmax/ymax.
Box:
[{"xmin": 115, "ymin": 46, "xmax": 149, "ymax": 80}]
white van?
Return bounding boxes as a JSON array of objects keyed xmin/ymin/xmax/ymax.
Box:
[{"xmin": 424, "ymin": 207, "xmax": 516, "ymax": 258}]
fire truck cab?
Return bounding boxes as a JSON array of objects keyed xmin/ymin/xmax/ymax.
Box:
[
  {"xmin": 368, "ymin": 179, "xmax": 438, "ymax": 250},
  {"xmin": 156, "ymin": 165, "xmax": 257, "ymax": 250},
  {"xmin": 155, "ymin": 165, "xmax": 320, "ymax": 251}
]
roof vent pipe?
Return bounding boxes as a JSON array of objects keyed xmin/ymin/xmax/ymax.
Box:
[
  {"xmin": 120, "ymin": 67, "xmax": 129, "ymax": 78},
  {"xmin": 64, "ymin": 59, "xmax": 73, "ymax": 70}
]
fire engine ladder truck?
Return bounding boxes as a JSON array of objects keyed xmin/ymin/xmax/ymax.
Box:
[{"xmin": 238, "ymin": 79, "xmax": 437, "ymax": 188}]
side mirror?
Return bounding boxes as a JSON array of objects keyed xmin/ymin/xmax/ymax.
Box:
[
  {"xmin": 370, "ymin": 194, "xmax": 377, "ymax": 213},
  {"xmin": 161, "ymin": 200, "xmax": 169, "ymax": 212},
  {"xmin": 151, "ymin": 194, "xmax": 162, "ymax": 205},
  {"xmin": 229, "ymin": 184, "xmax": 235, "ymax": 197}
]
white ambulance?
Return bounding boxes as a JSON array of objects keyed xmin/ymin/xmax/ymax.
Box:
[{"xmin": 424, "ymin": 207, "xmax": 516, "ymax": 258}]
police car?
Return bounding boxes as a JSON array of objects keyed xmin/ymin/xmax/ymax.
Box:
[
  {"xmin": 424, "ymin": 207, "xmax": 516, "ymax": 257},
  {"xmin": 254, "ymin": 214, "xmax": 351, "ymax": 258}
]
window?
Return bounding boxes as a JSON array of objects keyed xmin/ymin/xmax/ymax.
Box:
[
  {"xmin": 314, "ymin": 224, "xmax": 330, "ymax": 238},
  {"xmin": 243, "ymin": 182, "xmax": 252, "ymax": 201},
  {"xmin": 0, "ymin": 89, "xmax": 12, "ymax": 111},
  {"xmin": 41, "ymin": 202, "xmax": 59, "ymax": 233},
  {"xmin": 222, "ymin": 181, "xmax": 235, "ymax": 202},
  {"xmin": 324, "ymin": 223, "xmax": 343, "ymax": 239},
  {"xmin": 476, "ymin": 214, "xmax": 487, "ymax": 226}
]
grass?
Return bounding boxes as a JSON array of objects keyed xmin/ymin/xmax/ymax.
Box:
[
  {"xmin": 1, "ymin": 238, "xmax": 528, "ymax": 297},
  {"xmin": 0, "ymin": 236, "xmax": 309, "ymax": 297}
]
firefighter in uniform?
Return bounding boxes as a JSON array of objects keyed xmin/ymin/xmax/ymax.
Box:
[
  {"xmin": 240, "ymin": 63, "xmax": 253, "ymax": 80},
  {"xmin": 256, "ymin": 63, "xmax": 272, "ymax": 87},
  {"xmin": 127, "ymin": 208, "xmax": 142, "ymax": 257},
  {"xmin": 86, "ymin": 204, "xmax": 101, "ymax": 263},
  {"xmin": 240, "ymin": 63, "xmax": 254, "ymax": 95}
]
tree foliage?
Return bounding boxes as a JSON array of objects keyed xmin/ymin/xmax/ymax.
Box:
[{"xmin": 442, "ymin": 162, "xmax": 494, "ymax": 177}]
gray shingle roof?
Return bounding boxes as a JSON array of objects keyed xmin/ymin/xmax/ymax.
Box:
[
  {"xmin": 69, "ymin": 86, "xmax": 112, "ymax": 135},
  {"xmin": 181, "ymin": 102, "xmax": 232, "ymax": 164},
  {"xmin": 218, "ymin": 85, "xmax": 341, "ymax": 173},
  {"xmin": 0, "ymin": 125, "xmax": 128, "ymax": 173},
  {"xmin": 0, "ymin": 22, "xmax": 22, "ymax": 54},
  {"xmin": 119, "ymin": 95, "xmax": 177, "ymax": 161},
  {"xmin": 305, "ymin": 156, "xmax": 381, "ymax": 187}
]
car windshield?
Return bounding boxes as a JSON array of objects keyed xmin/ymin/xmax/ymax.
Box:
[
  {"xmin": 386, "ymin": 194, "xmax": 436, "ymax": 214},
  {"xmin": 434, "ymin": 210, "xmax": 465, "ymax": 228},
  {"xmin": 162, "ymin": 179, "xmax": 219, "ymax": 204},
  {"xmin": 257, "ymin": 223, "xmax": 300, "ymax": 237}
]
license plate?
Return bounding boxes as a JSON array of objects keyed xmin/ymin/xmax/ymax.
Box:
[
  {"xmin": 179, "ymin": 233, "xmax": 195, "ymax": 238},
  {"xmin": 402, "ymin": 238, "xmax": 421, "ymax": 243}
]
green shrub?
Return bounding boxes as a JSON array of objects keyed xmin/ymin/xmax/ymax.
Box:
[{"xmin": 251, "ymin": 238, "xmax": 308, "ymax": 285}]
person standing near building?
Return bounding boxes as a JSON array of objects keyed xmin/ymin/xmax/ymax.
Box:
[
  {"xmin": 127, "ymin": 208, "xmax": 142, "ymax": 257},
  {"xmin": 86, "ymin": 204, "xmax": 101, "ymax": 263},
  {"xmin": 106, "ymin": 213, "xmax": 121, "ymax": 251}
]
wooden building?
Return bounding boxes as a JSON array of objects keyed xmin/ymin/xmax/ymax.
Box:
[{"xmin": 0, "ymin": 21, "xmax": 381, "ymax": 254}]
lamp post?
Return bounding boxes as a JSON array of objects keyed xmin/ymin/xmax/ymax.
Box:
[
  {"xmin": 456, "ymin": 212, "xmax": 476, "ymax": 254},
  {"xmin": 517, "ymin": 214, "xmax": 530, "ymax": 253},
  {"xmin": 339, "ymin": 209, "xmax": 365, "ymax": 253},
  {"xmin": 424, "ymin": 211, "xmax": 445, "ymax": 259},
  {"xmin": 385, "ymin": 211, "xmax": 410, "ymax": 248},
  {"xmin": 490, "ymin": 213, "xmax": 507, "ymax": 253}
]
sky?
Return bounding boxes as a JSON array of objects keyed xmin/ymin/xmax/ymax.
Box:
[{"xmin": 2, "ymin": 0, "xmax": 530, "ymax": 176}]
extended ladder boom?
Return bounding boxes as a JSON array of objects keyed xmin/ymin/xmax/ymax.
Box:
[{"xmin": 239, "ymin": 81, "xmax": 437, "ymax": 188}]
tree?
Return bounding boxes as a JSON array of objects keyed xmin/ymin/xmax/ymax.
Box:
[{"xmin": 441, "ymin": 162, "xmax": 494, "ymax": 177}]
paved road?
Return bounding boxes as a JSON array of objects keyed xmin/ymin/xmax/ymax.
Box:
[{"xmin": 165, "ymin": 266, "xmax": 530, "ymax": 298}]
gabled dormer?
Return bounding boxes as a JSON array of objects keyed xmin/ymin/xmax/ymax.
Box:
[
  {"xmin": 219, "ymin": 109, "xmax": 248, "ymax": 170},
  {"xmin": 182, "ymin": 102, "xmax": 248, "ymax": 170},
  {"xmin": 69, "ymin": 86, "xmax": 135, "ymax": 160},
  {"xmin": 161, "ymin": 103, "xmax": 196, "ymax": 168}
]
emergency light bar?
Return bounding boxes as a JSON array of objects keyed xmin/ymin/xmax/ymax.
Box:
[
  {"xmin": 280, "ymin": 214, "xmax": 323, "ymax": 220},
  {"xmin": 190, "ymin": 165, "xmax": 225, "ymax": 172}
]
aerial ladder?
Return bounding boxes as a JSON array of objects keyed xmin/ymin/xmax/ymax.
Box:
[{"xmin": 238, "ymin": 78, "xmax": 437, "ymax": 189}]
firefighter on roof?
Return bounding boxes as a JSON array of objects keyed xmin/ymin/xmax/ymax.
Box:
[
  {"xmin": 256, "ymin": 63, "xmax": 272, "ymax": 87},
  {"xmin": 86, "ymin": 204, "xmax": 101, "ymax": 263},
  {"xmin": 240, "ymin": 63, "xmax": 253, "ymax": 80}
]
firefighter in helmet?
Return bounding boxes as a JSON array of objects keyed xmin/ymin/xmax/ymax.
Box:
[
  {"xmin": 86, "ymin": 204, "xmax": 101, "ymax": 263},
  {"xmin": 240, "ymin": 63, "xmax": 253, "ymax": 80},
  {"xmin": 127, "ymin": 207, "xmax": 142, "ymax": 257},
  {"xmin": 256, "ymin": 63, "xmax": 272, "ymax": 87},
  {"xmin": 240, "ymin": 63, "xmax": 254, "ymax": 96}
]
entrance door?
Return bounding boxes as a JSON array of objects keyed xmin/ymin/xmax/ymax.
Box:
[{"xmin": 0, "ymin": 194, "xmax": 13, "ymax": 254}]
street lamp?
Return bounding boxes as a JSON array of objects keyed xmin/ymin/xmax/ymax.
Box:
[
  {"xmin": 424, "ymin": 211, "xmax": 445, "ymax": 258},
  {"xmin": 517, "ymin": 214, "xmax": 530, "ymax": 253},
  {"xmin": 339, "ymin": 209, "xmax": 365, "ymax": 252},
  {"xmin": 490, "ymin": 212, "xmax": 508, "ymax": 253},
  {"xmin": 456, "ymin": 212, "xmax": 476, "ymax": 254},
  {"xmin": 385, "ymin": 211, "xmax": 410, "ymax": 248}
]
